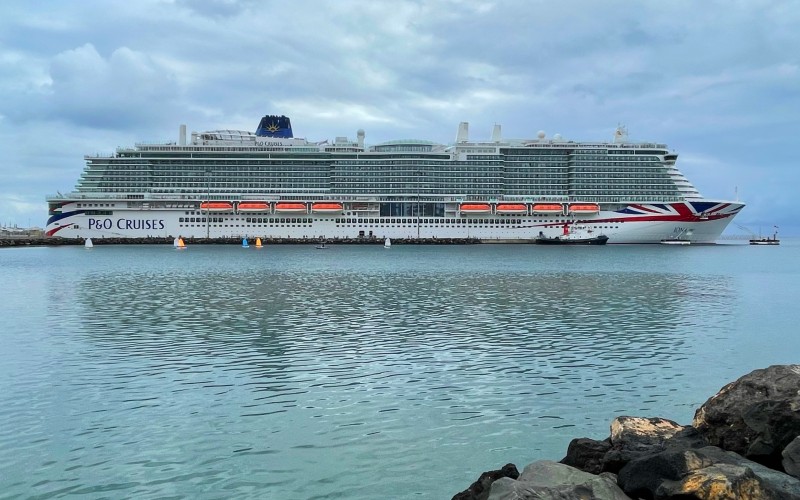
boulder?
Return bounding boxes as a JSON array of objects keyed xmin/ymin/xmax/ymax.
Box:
[
  {"xmin": 693, "ymin": 364, "xmax": 800, "ymax": 470},
  {"xmin": 452, "ymin": 463, "xmax": 519, "ymax": 500},
  {"xmin": 562, "ymin": 417, "xmax": 706, "ymax": 474},
  {"xmin": 560, "ymin": 437, "xmax": 612, "ymax": 474},
  {"xmin": 785, "ymin": 436, "xmax": 800, "ymax": 479},
  {"xmin": 617, "ymin": 445, "xmax": 800, "ymax": 499},
  {"xmin": 611, "ymin": 416, "xmax": 686, "ymax": 447},
  {"xmin": 488, "ymin": 461, "xmax": 631, "ymax": 500},
  {"xmin": 603, "ymin": 416, "xmax": 689, "ymax": 472},
  {"xmin": 455, "ymin": 366, "xmax": 800, "ymax": 498}
]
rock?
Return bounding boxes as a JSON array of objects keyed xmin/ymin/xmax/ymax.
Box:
[
  {"xmin": 611, "ymin": 416, "xmax": 686, "ymax": 447},
  {"xmin": 457, "ymin": 366, "xmax": 800, "ymax": 498},
  {"xmin": 785, "ymin": 436, "xmax": 800, "ymax": 479},
  {"xmin": 693, "ymin": 364, "xmax": 800, "ymax": 470},
  {"xmin": 562, "ymin": 419, "xmax": 708, "ymax": 475},
  {"xmin": 452, "ymin": 463, "xmax": 519, "ymax": 500},
  {"xmin": 617, "ymin": 445, "xmax": 800, "ymax": 499},
  {"xmin": 659, "ymin": 462, "xmax": 771, "ymax": 499},
  {"xmin": 603, "ymin": 416, "xmax": 688, "ymax": 472},
  {"xmin": 560, "ymin": 437, "xmax": 612, "ymax": 475},
  {"xmin": 488, "ymin": 461, "xmax": 632, "ymax": 500}
]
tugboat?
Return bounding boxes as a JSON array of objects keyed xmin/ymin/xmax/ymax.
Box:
[
  {"xmin": 749, "ymin": 227, "xmax": 780, "ymax": 245},
  {"xmin": 535, "ymin": 223, "xmax": 609, "ymax": 245}
]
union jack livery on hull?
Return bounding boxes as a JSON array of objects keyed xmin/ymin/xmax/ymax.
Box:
[{"xmin": 46, "ymin": 116, "xmax": 744, "ymax": 244}]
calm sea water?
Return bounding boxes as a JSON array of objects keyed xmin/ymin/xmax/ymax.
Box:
[{"xmin": 1, "ymin": 241, "xmax": 799, "ymax": 499}]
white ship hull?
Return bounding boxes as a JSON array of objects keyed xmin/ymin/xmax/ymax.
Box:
[{"xmin": 46, "ymin": 200, "xmax": 743, "ymax": 244}]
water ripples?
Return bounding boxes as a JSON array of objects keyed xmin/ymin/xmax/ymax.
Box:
[{"xmin": 0, "ymin": 244, "xmax": 771, "ymax": 499}]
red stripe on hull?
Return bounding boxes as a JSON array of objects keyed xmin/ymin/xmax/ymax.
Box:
[
  {"xmin": 630, "ymin": 204, "xmax": 661, "ymax": 214},
  {"xmin": 581, "ymin": 212, "xmax": 732, "ymax": 225},
  {"xmin": 46, "ymin": 224, "xmax": 73, "ymax": 236}
]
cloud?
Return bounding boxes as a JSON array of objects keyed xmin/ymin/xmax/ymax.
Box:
[
  {"xmin": 19, "ymin": 44, "xmax": 180, "ymax": 129},
  {"xmin": 0, "ymin": 0, "xmax": 798, "ymax": 230},
  {"xmin": 176, "ymin": 0, "xmax": 257, "ymax": 18}
]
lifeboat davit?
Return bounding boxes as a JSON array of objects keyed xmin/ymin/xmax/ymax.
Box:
[
  {"xmin": 200, "ymin": 201, "xmax": 234, "ymax": 212},
  {"xmin": 275, "ymin": 202, "xmax": 308, "ymax": 213},
  {"xmin": 460, "ymin": 203, "xmax": 492, "ymax": 213},
  {"xmin": 569, "ymin": 203, "xmax": 600, "ymax": 214},
  {"xmin": 311, "ymin": 202, "xmax": 344, "ymax": 213},
  {"xmin": 532, "ymin": 203, "xmax": 564, "ymax": 214},
  {"xmin": 495, "ymin": 203, "xmax": 528, "ymax": 214},
  {"xmin": 238, "ymin": 201, "xmax": 271, "ymax": 212}
]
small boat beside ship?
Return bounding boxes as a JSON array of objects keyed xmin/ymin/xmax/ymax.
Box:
[
  {"xmin": 535, "ymin": 224, "xmax": 608, "ymax": 245},
  {"xmin": 660, "ymin": 228, "xmax": 692, "ymax": 245},
  {"xmin": 660, "ymin": 238, "xmax": 691, "ymax": 246}
]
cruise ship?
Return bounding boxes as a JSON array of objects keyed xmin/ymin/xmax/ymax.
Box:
[{"xmin": 46, "ymin": 115, "xmax": 744, "ymax": 244}]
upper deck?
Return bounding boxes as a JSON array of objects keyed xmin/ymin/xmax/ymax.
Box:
[{"xmin": 57, "ymin": 118, "xmax": 696, "ymax": 204}]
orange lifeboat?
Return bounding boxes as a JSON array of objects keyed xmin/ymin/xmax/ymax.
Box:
[
  {"xmin": 200, "ymin": 201, "xmax": 234, "ymax": 212},
  {"xmin": 532, "ymin": 203, "xmax": 564, "ymax": 214},
  {"xmin": 311, "ymin": 202, "xmax": 344, "ymax": 213},
  {"xmin": 495, "ymin": 203, "xmax": 528, "ymax": 214},
  {"xmin": 460, "ymin": 203, "xmax": 492, "ymax": 213},
  {"xmin": 274, "ymin": 202, "xmax": 308, "ymax": 213},
  {"xmin": 569, "ymin": 203, "xmax": 600, "ymax": 214},
  {"xmin": 237, "ymin": 201, "xmax": 271, "ymax": 212}
]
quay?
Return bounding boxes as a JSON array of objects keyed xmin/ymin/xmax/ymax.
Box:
[{"xmin": 0, "ymin": 236, "xmax": 484, "ymax": 247}]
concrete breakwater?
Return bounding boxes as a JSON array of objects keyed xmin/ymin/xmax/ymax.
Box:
[{"xmin": 0, "ymin": 236, "xmax": 485, "ymax": 247}]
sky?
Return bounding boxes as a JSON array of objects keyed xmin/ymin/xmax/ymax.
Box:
[{"xmin": 1, "ymin": 0, "xmax": 798, "ymax": 235}]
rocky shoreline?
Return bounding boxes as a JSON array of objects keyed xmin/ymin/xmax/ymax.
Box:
[
  {"xmin": 453, "ymin": 365, "xmax": 800, "ymax": 499},
  {"xmin": 0, "ymin": 236, "xmax": 484, "ymax": 247}
]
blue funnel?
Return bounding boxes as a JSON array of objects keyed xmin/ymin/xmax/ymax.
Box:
[{"xmin": 255, "ymin": 115, "xmax": 293, "ymax": 138}]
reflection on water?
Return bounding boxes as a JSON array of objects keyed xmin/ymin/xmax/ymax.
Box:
[{"xmin": 2, "ymin": 244, "xmax": 787, "ymax": 499}]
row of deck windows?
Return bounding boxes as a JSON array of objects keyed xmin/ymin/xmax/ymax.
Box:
[{"xmin": 178, "ymin": 216, "xmax": 632, "ymax": 225}]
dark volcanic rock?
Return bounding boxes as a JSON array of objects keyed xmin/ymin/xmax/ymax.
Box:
[
  {"xmin": 603, "ymin": 416, "xmax": 688, "ymax": 473},
  {"xmin": 618, "ymin": 445, "xmax": 800, "ymax": 499},
  {"xmin": 456, "ymin": 366, "xmax": 800, "ymax": 499},
  {"xmin": 452, "ymin": 463, "xmax": 519, "ymax": 500},
  {"xmin": 488, "ymin": 461, "xmax": 631, "ymax": 500},
  {"xmin": 785, "ymin": 436, "xmax": 800, "ymax": 479},
  {"xmin": 693, "ymin": 364, "xmax": 800, "ymax": 470},
  {"xmin": 562, "ymin": 419, "xmax": 708, "ymax": 475},
  {"xmin": 560, "ymin": 437, "xmax": 612, "ymax": 474}
]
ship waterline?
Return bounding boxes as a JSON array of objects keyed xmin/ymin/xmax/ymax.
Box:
[{"xmin": 46, "ymin": 115, "xmax": 744, "ymax": 244}]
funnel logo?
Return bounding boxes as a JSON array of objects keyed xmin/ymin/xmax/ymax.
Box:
[{"xmin": 256, "ymin": 115, "xmax": 294, "ymax": 138}]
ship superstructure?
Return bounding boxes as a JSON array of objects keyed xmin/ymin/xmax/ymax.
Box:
[{"xmin": 46, "ymin": 115, "xmax": 743, "ymax": 243}]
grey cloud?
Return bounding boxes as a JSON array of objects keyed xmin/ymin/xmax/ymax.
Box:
[
  {"xmin": 0, "ymin": 0, "xmax": 799, "ymax": 229},
  {"xmin": 2, "ymin": 43, "xmax": 182, "ymax": 130}
]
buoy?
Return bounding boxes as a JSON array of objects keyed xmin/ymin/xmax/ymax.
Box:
[
  {"xmin": 242, "ymin": 237, "xmax": 249, "ymax": 248},
  {"xmin": 84, "ymin": 238, "xmax": 93, "ymax": 248}
]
